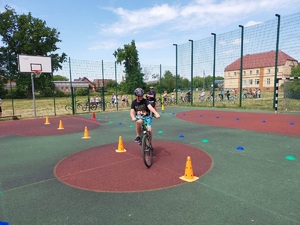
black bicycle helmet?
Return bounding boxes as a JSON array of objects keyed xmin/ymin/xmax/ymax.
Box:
[{"xmin": 134, "ymin": 88, "xmax": 144, "ymax": 96}]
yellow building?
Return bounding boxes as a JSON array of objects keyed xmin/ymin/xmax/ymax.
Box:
[{"xmin": 224, "ymin": 50, "xmax": 298, "ymax": 92}]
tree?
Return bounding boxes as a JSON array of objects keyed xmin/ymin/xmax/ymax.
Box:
[
  {"xmin": 53, "ymin": 75, "xmax": 69, "ymax": 81},
  {"xmin": 0, "ymin": 6, "xmax": 67, "ymax": 97},
  {"xmin": 291, "ymin": 64, "xmax": 300, "ymax": 77},
  {"xmin": 105, "ymin": 80, "xmax": 117, "ymax": 89},
  {"xmin": 113, "ymin": 40, "xmax": 145, "ymax": 94},
  {"xmin": 160, "ymin": 70, "xmax": 175, "ymax": 93}
]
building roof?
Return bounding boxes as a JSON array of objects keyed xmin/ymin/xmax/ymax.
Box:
[
  {"xmin": 74, "ymin": 77, "xmax": 95, "ymax": 88},
  {"xmin": 224, "ymin": 50, "xmax": 297, "ymax": 71}
]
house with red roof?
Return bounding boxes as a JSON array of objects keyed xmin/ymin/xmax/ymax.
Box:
[{"xmin": 224, "ymin": 50, "xmax": 298, "ymax": 92}]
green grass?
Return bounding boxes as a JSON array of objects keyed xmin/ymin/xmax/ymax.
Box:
[{"xmin": 1, "ymin": 91, "xmax": 299, "ymax": 119}]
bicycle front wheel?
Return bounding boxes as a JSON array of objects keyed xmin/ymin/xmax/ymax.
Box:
[
  {"xmin": 141, "ymin": 134, "xmax": 153, "ymax": 168},
  {"xmin": 65, "ymin": 105, "xmax": 72, "ymax": 111}
]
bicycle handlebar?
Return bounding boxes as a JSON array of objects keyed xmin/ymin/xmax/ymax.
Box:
[{"xmin": 135, "ymin": 115, "xmax": 152, "ymax": 120}]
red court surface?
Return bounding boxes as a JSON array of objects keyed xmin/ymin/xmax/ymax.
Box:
[
  {"xmin": 0, "ymin": 116, "xmax": 102, "ymax": 136},
  {"xmin": 177, "ymin": 110, "xmax": 300, "ymax": 136},
  {"xmin": 54, "ymin": 141, "xmax": 213, "ymax": 192}
]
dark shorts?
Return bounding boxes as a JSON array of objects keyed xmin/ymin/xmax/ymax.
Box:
[{"xmin": 149, "ymin": 101, "xmax": 155, "ymax": 107}]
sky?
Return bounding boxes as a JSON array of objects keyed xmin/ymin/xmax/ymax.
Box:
[{"xmin": 1, "ymin": 0, "xmax": 300, "ymax": 68}]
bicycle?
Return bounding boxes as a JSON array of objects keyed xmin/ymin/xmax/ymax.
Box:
[
  {"xmin": 65, "ymin": 100, "xmax": 82, "ymax": 111},
  {"xmin": 82, "ymin": 101, "xmax": 97, "ymax": 111},
  {"xmin": 135, "ymin": 115, "xmax": 153, "ymax": 168}
]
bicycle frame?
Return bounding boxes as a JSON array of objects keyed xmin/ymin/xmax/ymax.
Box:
[{"xmin": 135, "ymin": 115, "xmax": 153, "ymax": 168}]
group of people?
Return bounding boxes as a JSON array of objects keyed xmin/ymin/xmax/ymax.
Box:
[
  {"xmin": 90, "ymin": 96, "xmax": 102, "ymax": 105},
  {"xmin": 243, "ymin": 88, "xmax": 261, "ymax": 99},
  {"xmin": 89, "ymin": 94, "xmax": 130, "ymax": 107}
]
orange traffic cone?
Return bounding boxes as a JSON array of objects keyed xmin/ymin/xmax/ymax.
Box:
[
  {"xmin": 82, "ymin": 126, "xmax": 91, "ymax": 139},
  {"xmin": 179, "ymin": 156, "xmax": 199, "ymax": 182},
  {"xmin": 92, "ymin": 112, "xmax": 96, "ymax": 120},
  {"xmin": 44, "ymin": 117, "xmax": 50, "ymax": 125},
  {"xmin": 57, "ymin": 119, "xmax": 64, "ymax": 130},
  {"xmin": 115, "ymin": 136, "xmax": 126, "ymax": 153}
]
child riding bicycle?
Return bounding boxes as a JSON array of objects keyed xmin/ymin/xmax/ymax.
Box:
[{"xmin": 130, "ymin": 88, "xmax": 160, "ymax": 142}]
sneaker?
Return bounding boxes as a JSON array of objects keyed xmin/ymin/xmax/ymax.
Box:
[{"xmin": 134, "ymin": 136, "xmax": 141, "ymax": 142}]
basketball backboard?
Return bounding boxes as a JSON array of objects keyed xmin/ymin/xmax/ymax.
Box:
[{"xmin": 18, "ymin": 54, "xmax": 52, "ymax": 73}]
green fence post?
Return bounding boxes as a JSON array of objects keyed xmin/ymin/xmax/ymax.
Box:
[
  {"xmin": 101, "ymin": 60, "xmax": 106, "ymax": 111},
  {"xmin": 273, "ymin": 14, "xmax": 281, "ymax": 109},
  {"xmin": 68, "ymin": 57, "xmax": 75, "ymax": 114},
  {"xmin": 189, "ymin": 39, "xmax": 194, "ymax": 106},
  {"xmin": 211, "ymin": 33, "xmax": 216, "ymax": 107},
  {"xmin": 115, "ymin": 61, "xmax": 118, "ymax": 111},
  {"xmin": 239, "ymin": 25, "xmax": 244, "ymax": 107},
  {"xmin": 173, "ymin": 44, "xmax": 178, "ymax": 104}
]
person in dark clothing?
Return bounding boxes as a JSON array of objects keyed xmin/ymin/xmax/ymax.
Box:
[
  {"xmin": 146, "ymin": 86, "xmax": 157, "ymax": 116},
  {"xmin": 130, "ymin": 88, "xmax": 160, "ymax": 142}
]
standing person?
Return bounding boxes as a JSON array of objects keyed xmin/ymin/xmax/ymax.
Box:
[
  {"xmin": 180, "ymin": 91, "xmax": 185, "ymax": 102},
  {"xmin": 146, "ymin": 86, "xmax": 157, "ymax": 116},
  {"xmin": 125, "ymin": 95, "xmax": 129, "ymax": 106},
  {"xmin": 171, "ymin": 93, "xmax": 175, "ymax": 104},
  {"xmin": 95, "ymin": 95, "xmax": 100, "ymax": 106},
  {"xmin": 200, "ymin": 89, "xmax": 205, "ymax": 102},
  {"xmin": 0, "ymin": 97, "xmax": 2, "ymax": 116},
  {"xmin": 219, "ymin": 88, "xmax": 224, "ymax": 100},
  {"xmin": 226, "ymin": 89, "xmax": 230, "ymax": 100},
  {"xmin": 256, "ymin": 88, "xmax": 261, "ymax": 98},
  {"xmin": 186, "ymin": 90, "xmax": 191, "ymax": 103},
  {"xmin": 130, "ymin": 88, "xmax": 160, "ymax": 142},
  {"xmin": 121, "ymin": 95, "xmax": 126, "ymax": 106},
  {"xmin": 163, "ymin": 91, "xmax": 168, "ymax": 105}
]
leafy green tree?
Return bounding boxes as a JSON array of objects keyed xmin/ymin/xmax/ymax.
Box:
[
  {"xmin": 0, "ymin": 6, "xmax": 67, "ymax": 97},
  {"xmin": 284, "ymin": 64, "xmax": 300, "ymax": 99},
  {"xmin": 160, "ymin": 70, "xmax": 175, "ymax": 93},
  {"xmin": 105, "ymin": 80, "xmax": 117, "ymax": 90},
  {"xmin": 53, "ymin": 75, "xmax": 69, "ymax": 81},
  {"xmin": 113, "ymin": 40, "xmax": 145, "ymax": 94},
  {"xmin": 291, "ymin": 64, "xmax": 300, "ymax": 77}
]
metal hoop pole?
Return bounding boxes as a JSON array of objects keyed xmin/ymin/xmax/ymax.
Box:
[{"xmin": 31, "ymin": 73, "xmax": 37, "ymax": 118}]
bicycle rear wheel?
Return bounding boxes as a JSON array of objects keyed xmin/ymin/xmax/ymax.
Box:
[{"xmin": 141, "ymin": 134, "xmax": 153, "ymax": 168}]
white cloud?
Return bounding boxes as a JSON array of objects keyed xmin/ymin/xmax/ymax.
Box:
[
  {"xmin": 244, "ymin": 20, "xmax": 263, "ymax": 27},
  {"xmin": 101, "ymin": 4, "xmax": 178, "ymax": 35},
  {"xmin": 100, "ymin": 0, "xmax": 300, "ymax": 36}
]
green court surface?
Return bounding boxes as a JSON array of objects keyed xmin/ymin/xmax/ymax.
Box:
[{"xmin": 0, "ymin": 107, "xmax": 299, "ymax": 225}]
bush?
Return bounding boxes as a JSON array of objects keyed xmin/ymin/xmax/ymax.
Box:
[
  {"xmin": 40, "ymin": 87, "xmax": 55, "ymax": 97},
  {"xmin": 5, "ymin": 88, "xmax": 27, "ymax": 99},
  {"xmin": 55, "ymin": 89, "xmax": 68, "ymax": 97},
  {"xmin": 75, "ymin": 88, "xmax": 89, "ymax": 96}
]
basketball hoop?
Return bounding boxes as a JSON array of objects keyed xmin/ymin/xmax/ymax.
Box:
[{"xmin": 31, "ymin": 70, "xmax": 42, "ymax": 78}]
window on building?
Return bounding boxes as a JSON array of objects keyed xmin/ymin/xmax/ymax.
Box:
[
  {"xmin": 228, "ymin": 72, "xmax": 230, "ymax": 77},
  {"xmin": 243, "ymin": 71, "xmax": 246, "ymax": 76},
  {"xmin": 250, "ymin": 70, "xmax": 252, "ymax": 75},
  {"xmin": 234, "ymin": 72, "xmax": 236, "ymax": 76},
  {"xmin": 243, "ymin": 80, "xmax": 246, "ymax": 86},
  {"xmin": 266, "ymin": 78, "xmax": 271, "ymax": 85},
  {"xmin": 256, "ymin": 70, "xmax": 259, "ymax": 74},
  {"xmin": 267, "ymin": 69, "xmax": 271, "ymax": 74},
  {"xmin": 255, "ymin": 79, "xmax": 259, "ymax": 85},
  {"xmin": 249, "ymin": 79, "xmax": 253, "ymax": 85}
]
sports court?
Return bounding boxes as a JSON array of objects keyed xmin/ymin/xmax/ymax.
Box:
[{"xmin": 0, "ymin": 107, "xmax": 299, "ymax": 225}]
